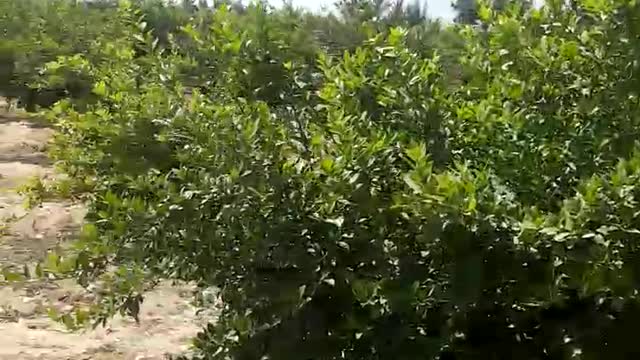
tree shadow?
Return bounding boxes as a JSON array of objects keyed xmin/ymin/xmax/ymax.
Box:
[
  {"xmin": 0, "ymin": 153, "xmax": 51, "ymax": 166},
  {"xmin": 0, "ymin": 112, "xmax": 52, "ymax": 129}
]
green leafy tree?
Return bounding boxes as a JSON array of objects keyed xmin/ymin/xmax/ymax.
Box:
[
  {"xmin": 10, "ymin": 0, "xmax": 640, "ymax": 359},
  {"xmin": 453, "ymin": 0, "xmax": 478, "ymax": 24},
  {"xmin": 453, "ymin": 0, "xmax": 532, "ymax": 24}
]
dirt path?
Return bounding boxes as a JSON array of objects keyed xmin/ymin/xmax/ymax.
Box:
[{"xmin": 0, "ymin": 107, "xmax": 210, "ymax": 360}]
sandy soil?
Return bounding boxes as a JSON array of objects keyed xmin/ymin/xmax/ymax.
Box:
[{"xmin": 0, "ymin": 104, "xmax": 213, "ymax": 359}]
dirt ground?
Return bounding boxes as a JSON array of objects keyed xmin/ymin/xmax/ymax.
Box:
[{"xmin": 0, "ymin": 102, "xmax": 213, "ymax": 359}]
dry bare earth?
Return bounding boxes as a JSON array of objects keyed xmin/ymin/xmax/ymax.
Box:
[{"xmin": 0, "ymin": 101, "xmax": 212, "ymax": 360}]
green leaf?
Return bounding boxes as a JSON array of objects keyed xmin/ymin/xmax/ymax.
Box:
[
  {"xmin": 405, "ymin": 143, "xmax": 427, "ymax": 164},
  {"xmin": 352, "ymin": 280, "xmax": 376, "ymax": 303},
  {"xmin": 321, "ymin": 158, "xmax": 335, "ymax": 173},
  {"xmin": 466, "ymin": 196, "xmax": 477, "ymax": 212},
  {"xmin": 403, "ymin": 173, "xmax": 422, "ymax": 194},
  {"xmin": 93, "ymin": 81, "xmax": 107, "ymax": 96},
  {"xmin": 47, "ymin": 307, "xmax": 59, "ymax": 321},
  {"xmin": 35, "ymin": 263, "xmax": 43, "ymax": 278},
  {"xmin": 478, "ymin": 5, "xmax": 492, "ymax": 22},
  {"xmin": 61, "ymin": 314, "xmax": 75, "ymax": 329},
  {"xmin": 2, "ymin": 269, "xmax": 24, "ymax": 282}
]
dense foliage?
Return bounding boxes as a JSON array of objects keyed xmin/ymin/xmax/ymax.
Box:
[{"xmin": 5, "ymin": 0, "xmax": 640, "ymax": 359}]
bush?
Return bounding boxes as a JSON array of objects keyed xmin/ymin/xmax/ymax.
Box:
[{"xmin": 0, "ymin": 0, "xmax": 123, "ymax": 111}]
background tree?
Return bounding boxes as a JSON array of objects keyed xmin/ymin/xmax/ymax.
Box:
[
  {"xmin": 453, "ymin": 0, "xmax": 478, "ymax": 24},
  {"xmin": 453, "ymin": 0, "xmax": 533, "ymax": 24}
]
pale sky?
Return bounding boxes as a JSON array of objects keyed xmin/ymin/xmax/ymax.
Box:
[{"xmin": 268, "ymin": 0, "xmax": 456, "ymax": 20}]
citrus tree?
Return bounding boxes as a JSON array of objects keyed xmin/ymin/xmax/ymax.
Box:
[{"xmin": 11, "ymin": 0, "xmax": 640, "ymax": 359}]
